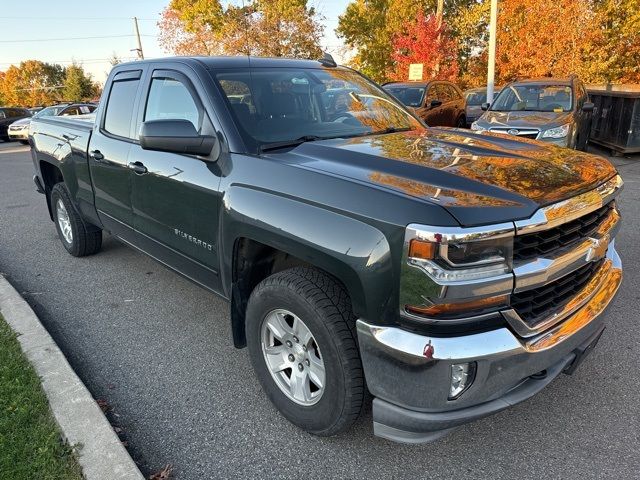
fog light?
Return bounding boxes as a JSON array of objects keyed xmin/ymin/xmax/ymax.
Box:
[{"xmin": 449, "ymin": 362, "xmax": 476, "ymax": 400}]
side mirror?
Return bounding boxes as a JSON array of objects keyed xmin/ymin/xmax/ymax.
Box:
[
  {"xmin": 481, "ymin": 102, "xmax": 490, "ymax": 111},
  {"xmin": 139, "ymin": 119, "xmax": 218, "ymax": 157},
  {"xmin": 582, "ymin": 102, "xmax": 594, "ymax": 112},
  {"xmin": 430, "ymin": 99, "xmax": 443, "ymax": 108}
]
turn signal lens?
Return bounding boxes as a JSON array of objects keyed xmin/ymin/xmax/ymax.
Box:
[
  {"xmin": 409, "ymin": 239, "xmax": 436, "ymax": 260},
  {"xmin": 406, "ymin": 294, "xmax": 508, "ymax": 317}
]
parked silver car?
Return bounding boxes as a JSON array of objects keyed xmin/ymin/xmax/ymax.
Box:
[
  {"xmin": 463, "ymin": 86, "xmax": 501, "ymax": 127},
  {"xmin": 471, "ymin": 76, "xmax": 593, "ymax": 150},
  {"xmin": 8, "ymin": 103, "xmax": 96, "ymax": 143}
]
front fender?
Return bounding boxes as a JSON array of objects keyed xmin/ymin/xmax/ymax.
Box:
[{"xmin": 220, "ymin": 185, "xmax": 395, "ymax": 321}]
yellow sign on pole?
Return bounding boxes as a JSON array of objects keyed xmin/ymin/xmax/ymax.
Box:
[{"xmin": 408, "ymin": 63, "xmax": 424, "ymax": 81}]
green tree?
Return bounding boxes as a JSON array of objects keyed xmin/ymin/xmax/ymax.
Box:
[
  {"xmin": 337, "ymin": 0, "xmax": 434, "ymax": 82},
  {"xmin": 590, "ymin": 0, "xmax": 640, "ymax": 82},
  {"xmin": 62, "ymin": 63, "xmax": 97, "ymax": 102}
]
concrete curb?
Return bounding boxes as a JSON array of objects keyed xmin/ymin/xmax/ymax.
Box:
[{"xmin": 0, "ymin": 274, "xmax": 144, "ymax": 480}]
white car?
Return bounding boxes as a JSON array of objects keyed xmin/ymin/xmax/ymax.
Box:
[{"xmin": 8, "ymin": 103, "xmax": 97, "ymax": 144}]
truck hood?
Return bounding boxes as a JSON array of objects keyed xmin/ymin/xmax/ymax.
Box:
[
  {"xmin": 479, "ymin": 110, "xmax": 573, "ymax": 129},
  {"xmin": 280, "ymin": 128, "xmax": 616, "ymax": 226}
]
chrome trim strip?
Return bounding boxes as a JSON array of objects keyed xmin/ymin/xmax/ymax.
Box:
[
  {"xmin": 515, "ymin": 175, "xmax": 623, "ymax": 235},
  {"xmin": 525, "ymin": 250, "xmax": 622, "ymax": 352},
  {"xmin": 489, "ymin": 127, "xmax": 540, "ymax": 137},
  {"xmin": 505, "ymin": 244, "xmax": 619, "ymax": 338},
  {"xmin": 402, "ymin": 260, "xmax": 513, "ymax": 301},
  {"xmin": 513, "ymin": 207, "xmax": 620, "ymax": 292},
  {"xmin": 407, "ymin": 222, "xmax": 514, "ymax": 244}
]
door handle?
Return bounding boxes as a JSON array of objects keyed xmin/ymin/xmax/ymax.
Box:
[
  {"xmin": 89, "ymin": 150, "xmax": 104, "ymax": 161},
  {"xmin": 128, "ymin": 161, "xmax": 148, "ymax": 175}
]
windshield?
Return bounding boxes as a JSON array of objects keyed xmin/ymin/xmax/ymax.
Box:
[
  {"xmin": 491, "ymin": 85, "xmax": 573, "ymax": 112},
  {"xmin": 383, "ymin": 85, "xmax": 426, "ymax": 108},
  {"xmin": 215, "ymin": 68, "xmax": 421, "ymax": 148},
  {"xmin": 34, "ymin": 106, "xmax": 64, "ymax": 118}
]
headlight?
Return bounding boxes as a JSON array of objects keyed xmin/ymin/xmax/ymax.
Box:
[
  {"xmin": 407, "ymin": 224, "xmax": 513, "ymax": 282},
  {"xmin": 541, "ymin": 124, "xmax": 570, "ymax": 138},
  {"xmin": 470, "ymin": 122, "xmax": 485, "ymax": 132},
  {"xmin": 401, "ymin": 223, "xmax": 514, "ymax": 319}
]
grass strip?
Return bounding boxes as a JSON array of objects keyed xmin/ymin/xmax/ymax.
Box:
[{"xmin": 0, "ymin": 314, "xmax": 82, "ymax": 480}]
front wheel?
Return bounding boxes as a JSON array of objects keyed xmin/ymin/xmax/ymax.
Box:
[
  {"xmin": 246, "ymin": 267, "xmax": 365, "ymax": 436},
  {"xmin": 51, "ymin": 183, "xmax": 102, "ymax": 257}
]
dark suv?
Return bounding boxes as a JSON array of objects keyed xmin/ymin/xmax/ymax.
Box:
[
  {"xmin": 0, "ymin": 107, "xmax": 31, "ymax": 141},
  {"xmin": 383, "ymin": 80, "xmax": 466, "ymax": 127},
  {"xmin": 472, "ymin": 76, "xmax": 593, "ymax": 150}
]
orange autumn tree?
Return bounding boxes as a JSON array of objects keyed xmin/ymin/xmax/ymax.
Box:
[
  {"xmin": 390, "ymin": 12, "xmax": 459, "ymax": 82},
  {"xmin": 494, "ymin": 0, "xmax": 602, "ymax": 82}
]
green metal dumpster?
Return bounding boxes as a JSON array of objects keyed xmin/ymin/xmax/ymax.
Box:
[{"xmin": 587, "ymin": 86, "xmax": 640, "ymax": 154}]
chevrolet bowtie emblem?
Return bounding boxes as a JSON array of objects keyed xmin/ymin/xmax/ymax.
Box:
[{"xmin": 590, "ymin": 235, "xmax": 610, "ymax": 261}]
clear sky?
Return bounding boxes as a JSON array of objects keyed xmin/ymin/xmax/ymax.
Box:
[{"xmin": 0, "ymin": 0, "xmax": 347, "ymax": 85}]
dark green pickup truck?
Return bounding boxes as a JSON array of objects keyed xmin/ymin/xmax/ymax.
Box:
[{"xmin": 29, "ymin": 56, "xmax": 623, "ymax": 443}]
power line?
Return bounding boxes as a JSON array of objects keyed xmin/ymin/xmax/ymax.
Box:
[
  {"xmin": 0, "ymin": 34, "xmax": 156, "ymax": 43},
  {"xmin": 0, "ymin": 57, "xmax": 138, "ymax": 67},
  {"xmin": 0, "ymin": 16, "xmax": 157, "ymax": 20}
]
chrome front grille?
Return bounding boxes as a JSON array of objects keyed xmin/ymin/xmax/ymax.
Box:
[
  {"xmin": 513, "ymin": 202, "xmax": 615, "ymax": 262},
  {"xmin": 510, "ymin": 259, "xmax": 604, "ymax": 328},
  {"xmin": 489, "ymin": 127, "xmax": 539, "ymax": 139}
]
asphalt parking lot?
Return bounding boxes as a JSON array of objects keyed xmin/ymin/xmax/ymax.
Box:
[{"xmin": 1, "ymin": 140, "xmax": 639, "ymax": 479}]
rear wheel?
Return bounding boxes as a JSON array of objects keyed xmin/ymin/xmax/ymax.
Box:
[
  {"xmin": 456, "ymin": 115, "xmax": 466, "ymax": 128},
  {"xmin": 246, "ymin": 267, "xmax": 365, "ymax": 436},
  {"xmin": 51, "ymin": 183, "xmax": 102, "ymax": 257}
]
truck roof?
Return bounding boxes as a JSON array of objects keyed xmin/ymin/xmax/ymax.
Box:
[{"xmin": 114, "ymin": 56, "xmax": 333, "ymax": 71}]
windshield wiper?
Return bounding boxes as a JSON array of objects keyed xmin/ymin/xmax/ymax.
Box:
[
  {"xmin": 259, "ymin": 135, "xmax": 327, "ymax": 152},
  {"xmin": 349, "ymin": 126, "xmax": 415, "ymax": 138}
]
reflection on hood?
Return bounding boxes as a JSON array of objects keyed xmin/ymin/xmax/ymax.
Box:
[
  {"xmin": 480, "ymin": 110, "xmax": 573, "ymax": 128},
  {"xmin": 279, "ymin": 128, "xmax": 616, "ymax": 226}
]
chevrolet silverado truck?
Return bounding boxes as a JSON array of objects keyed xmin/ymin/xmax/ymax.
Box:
[{"xmin": 29, "ymin": 57, "xmax": 623, "ymax": 443}]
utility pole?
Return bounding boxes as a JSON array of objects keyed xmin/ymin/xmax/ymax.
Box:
[
  {"xmin": 486, "ymin": 0, "xmax": 498, "ymax": 104},
  {"xmin": 434, "ymin": 0, "xmax": 444, "ymax": 76},
  {"xmin": 133, "ymin": 17, "xmax": 144, "ymax": 60},
  {"xmin": 436, "ymin": 0, "xmax": 444, "ymax": 26}
]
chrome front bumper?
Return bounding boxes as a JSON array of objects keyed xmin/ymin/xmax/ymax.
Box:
[{"xmin": 357, "ymin": 244, "xmax": 622, "ymax": 443}]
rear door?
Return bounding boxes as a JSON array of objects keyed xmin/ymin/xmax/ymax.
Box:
[
  {"xmin": 127, "ymin": 66, "xmax": 224, "ymax": 293},
  {"xmin": 440, "ymin": 84, "xmax": 457, "ymax": 126},
  {"xmin": 88, "ymin": 68, "xmax": 145, "ymax": 241}
]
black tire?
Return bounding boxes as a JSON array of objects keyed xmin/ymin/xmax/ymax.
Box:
[
  {"xmin": 455, "ymin": 115, "xmax": 466, "ymax": 128},
  {"xmin": 246, "ymin": 267, "xmax": 365, "ymax": 437},
  {"xmin": 50, "ymin": 182, "xmax": 102, "ymax": 257},
  {"xmin": 19, "ymin": 140, "xmax": 29, "ymax": 145}
]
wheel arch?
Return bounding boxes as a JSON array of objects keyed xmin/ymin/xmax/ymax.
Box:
[
  {"xmin": 222, "ymin": 186, "xmax": 394, "ymax": 348},
  {"xmin": 39, "ymin": 160, "xmax": 65, "ymax": 221}
]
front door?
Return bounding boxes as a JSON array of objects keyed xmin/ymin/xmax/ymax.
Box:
[
  {"xmin": 89, "ymin": 69, "xmax": 144, "ymax": 241},
  {"xmin": 423, "ymin": 84, "xmax": 444, "ymax": 126},
  {"xmin": 128, "ymin": 68, "xmax": 224, "ymax": 293}
]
